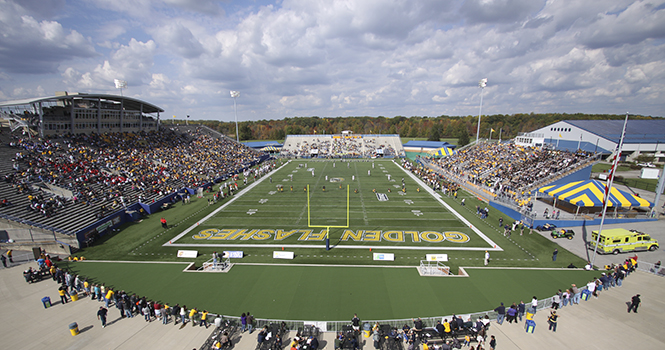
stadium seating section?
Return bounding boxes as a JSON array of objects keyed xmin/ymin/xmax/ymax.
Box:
[{"xmin": 0, "ymin": 125, "xmax": 263, "ymax": 236}]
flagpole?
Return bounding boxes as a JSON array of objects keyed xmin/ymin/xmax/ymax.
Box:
[{"xmin": 591, "ymin": 113, "xmax": 629, "ymax": 267}]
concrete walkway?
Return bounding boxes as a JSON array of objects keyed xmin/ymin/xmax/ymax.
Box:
[{"xmin": 2, "ymin": 260, "xmax": 664, "ymax": 350}]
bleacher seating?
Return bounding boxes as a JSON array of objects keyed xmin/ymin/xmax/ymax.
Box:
[
  {"xmin": 432, "ymin": 141, "xmax": 594, "ymax": 203},
  {"xmin": 281, "ymin": 134, "xmax": 404, "ymax": 158},
  {"xmin": 0, "ymin": 125, "xmax": 263, "ymax": 236}
]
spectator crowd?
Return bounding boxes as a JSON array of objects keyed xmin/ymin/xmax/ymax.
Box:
[{"xmin": 3, "ymin": 127, "xmax": 263, "ymax": 220}]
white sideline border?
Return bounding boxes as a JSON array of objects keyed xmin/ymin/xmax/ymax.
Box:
[{"xmin": 163, "ymin": 160, "xmax": 291, "ymax": 246}]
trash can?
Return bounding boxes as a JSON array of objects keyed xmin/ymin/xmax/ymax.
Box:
[
  {"xmin": 41, "ymin": 296, "xmax": 51, "ymax": 309},
  {"xmin": 525, "ymin": 320, "xmax": 536, "ymax": 333},
  {"xmin": 362, "ymin": 322, "xmax": 371, "ymax": 338},
  {"xmin": 70, "ymin": 290, "xmax": 79, "ymax": 302},
  {"xmin": 581, "ymin": 289, "xmax": 591, "ymax": 301},
  {"xmin": 69, "ymin": 322, "xmax": 79, "ymax": 336}
]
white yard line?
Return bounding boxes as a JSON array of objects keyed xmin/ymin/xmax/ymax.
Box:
[
  {"xmin": 394, "ymin": 160, "xmax": 503, "ymax": 252},
  {"xmin": 163, "ymin": 161, "xmax": 290, "ymax": 246}
]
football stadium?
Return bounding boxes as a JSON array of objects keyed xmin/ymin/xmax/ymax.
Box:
[{"xmin": 1, "ymin": 94, "xmax": 664, "ymax": 350}]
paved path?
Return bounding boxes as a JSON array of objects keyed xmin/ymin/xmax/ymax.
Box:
[{"xmin": 2, "ymin": 260, "xmax": 664, "ymax": 350}]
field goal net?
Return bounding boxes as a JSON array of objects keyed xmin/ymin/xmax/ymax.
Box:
[{"xmin": 418, "ymin": 260, "xmax": 452, "ymax": 276}]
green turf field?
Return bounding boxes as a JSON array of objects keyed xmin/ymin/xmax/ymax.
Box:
[
  {"xmin": 61, "ymin": 261, "xmax": 599, "ymax": 320},
  {"xmin": 70, "ymin": 158, "xmax": 593, "ymax": 321},
  {"xmin": 173, "ymin": 160, "xmax": 492, "ymax": 251}
]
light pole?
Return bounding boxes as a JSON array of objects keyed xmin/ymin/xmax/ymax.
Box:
[
  {"xmin": 114, "ymin": 79, "xmax": 127, "ymax": 96},
  {"xmin": 230, "ymin": 90, "xmax": 240, "ymax": 142},
  {"xmin": 476, "ymin": 78, "xmax": 487, "ymax": 145}
]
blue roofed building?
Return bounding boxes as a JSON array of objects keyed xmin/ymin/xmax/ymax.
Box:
[
  {"xmin": 520, "ymin": 119, "xmax": 665, "ymax": 161},
  {"xmin": 242, "ymin": 140, "xmax": 283, "ymax": 152},
  {"xmin": 402, "ymin": 140, "xmax": 456, "ymax": 153}
]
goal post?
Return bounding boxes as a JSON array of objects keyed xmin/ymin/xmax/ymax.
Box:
[{"xmin": 307, "ymin": 184, "xmax": 350, "ymax": 250}]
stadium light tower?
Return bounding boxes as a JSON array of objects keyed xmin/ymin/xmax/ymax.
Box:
[
  {"xmin": 476, "ymin": 78, "xmax": 487, "ymax": 145},
  {"xmin": 114, "ymin": 79, "xmax": 127, "ymax": 96},
  {"xmin": 230, "ymin": 90, "xmax": 240, "ymax": 142}
]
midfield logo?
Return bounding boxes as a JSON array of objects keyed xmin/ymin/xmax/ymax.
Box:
[{"xmin": 376, "ymin": 193, "xmax": 389, "ymax": 201}]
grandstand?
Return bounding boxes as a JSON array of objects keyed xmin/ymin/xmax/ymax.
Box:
[
  {"xmin": 0, "ymin": 121, "xmax": 267, "ymax": 252},
  {"xmin": 280, "ymin": 134, "xmax": 404, "ymax": 158},
  {"xmin": 0, "ymin": 92, "xmax": 164, "ymax": 138}
]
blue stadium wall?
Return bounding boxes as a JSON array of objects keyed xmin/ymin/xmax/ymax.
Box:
[{"xmin": 74, "ymin": 154, "xmax": 271, "ymax": 246}]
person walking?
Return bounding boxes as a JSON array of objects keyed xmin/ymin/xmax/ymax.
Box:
[
  {"xmin": 628, "ymin": 294, "xmax": 641, "ymax": 313},
  {"xmin": 6, "ymin": 249, "xmax": 13, "ymax": 263},
  {"xmin": 489, "ymin": 335, "xmax": 496, "ymax": 350},
  {"xmin": 58, "ymin": 286, "xmax": 69, "ymax": 304},
  {"xmin": 97, "ymin": 306, "xmax": 108, "ymax": 328},
  {"xmin": 484, "ymin": 251, "xmax": 490, "ymax": 266},
  {"xmin": 552, "ymin": 248, "xmax": 558, "ymax": 261},
  {"xmin": 160, "ymin": 217, "xmax": 167, "ymax": 229},
  {"xmin": 547, "ymin": 311, "xmax": 558, "ymax": 332}
]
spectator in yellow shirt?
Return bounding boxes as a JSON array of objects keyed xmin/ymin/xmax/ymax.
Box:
[
  {"xmin": 105, "ymin": 289, "xmax": 114, "ymax": 308},
  {"xmin": 200, "ymin": 310, "xmax": 209, "ymax": 328},
  {"xmin": 189, "ymin": 307, "xmax": 198, "ymax": 327}
]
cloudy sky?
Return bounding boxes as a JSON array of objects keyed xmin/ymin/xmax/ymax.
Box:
[{"xmin": 1, "ymin": 0, "xmax": 664, "ymax": 122}]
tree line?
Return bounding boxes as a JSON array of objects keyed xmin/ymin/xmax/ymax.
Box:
[{"xmin": 163, "ymin": 113, "xmax": 657, "ymax": 146}]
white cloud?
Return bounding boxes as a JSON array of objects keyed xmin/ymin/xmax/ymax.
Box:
[
  {"xmin": 1, "ymin": 0, "xmax": 664, "ymax": 120},
  {"xmin": 62, "ymin": 38, "xmax": 156, "ymax": 90},
  {"xmin": 0, "ymin": 2, "xmax": 96, "ymax": 74},
  {"xmin": 578, "ymin": 0, "xmax": 665, "ymax": 49},
  {"xmin": 151, "ymin": 22, "xmax": 205, "ymax": 59}
]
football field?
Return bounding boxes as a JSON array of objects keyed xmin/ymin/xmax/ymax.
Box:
[
  {"xmin": 168, "ymin": 159, "xmax": 499, "ymax": 255},
  {"xmin": 70, "ymin": 158, "xmax": 594, "ymax": 320}
]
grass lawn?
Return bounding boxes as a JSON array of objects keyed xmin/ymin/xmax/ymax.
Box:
[
  {"xmin": 61, "ymin": 261, "xmax": 599, "ymax": 321},
  {"xmin": 591, "ymin": 162, "xmax": 632, "ymax": 173},
  {"xmin": 614, "ymin": 177, "xmax": 661, "ymax": 193}
]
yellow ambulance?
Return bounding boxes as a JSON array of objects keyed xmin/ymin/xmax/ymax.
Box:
[{"xmin": 588, "ymin": 228, "xmax": 659, "ymax": 255}]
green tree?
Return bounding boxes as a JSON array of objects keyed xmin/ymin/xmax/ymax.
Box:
[
  {"xmin": 427, "ymin": 124, "xmax": 442, "ymax": 141},
  {"xmin": 239, "ymin": 123, "xmax": 253, "ymax": 141},
  {"xmin": 457, "ymin": 126, "xmax": 470, "ymax": 146}
]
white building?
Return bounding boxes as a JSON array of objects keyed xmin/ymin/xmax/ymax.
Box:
[{"xmin": 524, "ymin": 119, "xmax": 665, "ymax": 162}]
